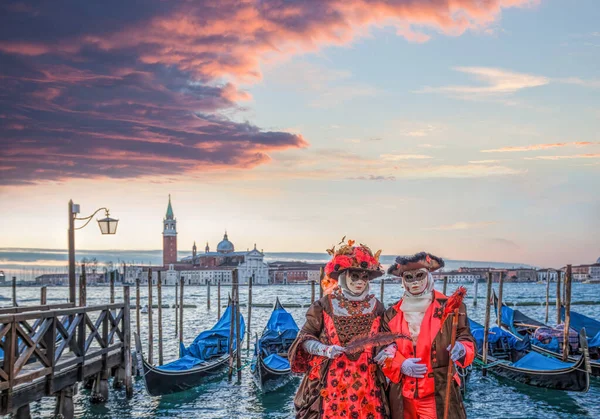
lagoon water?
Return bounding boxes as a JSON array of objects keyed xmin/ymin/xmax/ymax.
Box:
[{"xmin": 1, "ymin": 282, "xmax": 599, "ymax": 419}]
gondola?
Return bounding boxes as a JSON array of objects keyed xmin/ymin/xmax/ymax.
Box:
[
  {"xmin": 135, "ymin": 303, "xmax": 245, "ymax": 396},
  {"xmin": 251, "ymin": 298, "xmax": 299, "ymax": 391},
  {"xmin": 561, "ymin": 307, "xmax": 600, "ymax": 352},
  {"xmin": 493, "ymin": 293, "xmax": 600, "ymax": 377},
  {"xmin": 469, "ymin": 318, "xmax": 590, "ymax": 392}
]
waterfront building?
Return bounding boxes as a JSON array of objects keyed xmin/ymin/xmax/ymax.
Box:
[
  {"xmin": 268, "ymin": 261, "xmax": 324, "ymax": 284},
  {"xmin": 536, "ymin": 269, "xmax": 559, "ymax": 282}
]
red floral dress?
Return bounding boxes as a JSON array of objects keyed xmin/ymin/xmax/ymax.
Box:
[{"xmin": 317, "ymin": 309, "xmax": 384, "ymax": 419}]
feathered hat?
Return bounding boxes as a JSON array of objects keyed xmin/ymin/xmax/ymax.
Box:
[
  {"xmin": 387, "ymin": 251, "xmax": 444, "ymax": 277},
  {"xmin": 321, "ymin": 238, "xmax": 383, "ymax": 294}
]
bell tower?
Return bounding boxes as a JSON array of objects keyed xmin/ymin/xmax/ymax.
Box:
[{"xmin": 162, "ymin": 195, "xmax": 177, "ymax": 266}]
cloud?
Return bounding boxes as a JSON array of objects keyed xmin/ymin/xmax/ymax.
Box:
[
  {"xmin": 381, "ymin": 154, "xmax": 433, "ymax": 161},
  {"xmin": 418, "ymin": 144, "xmax": 446, "ymax": 149},
  {"xmin": 482, "ymin": 142, "xmax": 597, "ymax": 153},
  {"xmin": 419, "ymin": 67, "xmax": 549, "ymax": 96},
  {"xmin": 469, "ymin": 159, "xmax": 502, "ymax": 164},
  {"xmin": 423, "ymin": 221, "xmax": 497, "ymax": 231},
  {"xmin": 524, "ymin": 154, "xmax": 600, "ymax": 160},
  {"xmin": 0, "ymin": 0, "xmax": 535, "ymax": 184},
  {"xmin": 348, "ymin": 175, "xmax": 396, "ymax": 181}
]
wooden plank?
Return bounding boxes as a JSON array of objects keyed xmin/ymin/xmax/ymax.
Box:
[{"xmin": 13, "ymin": 367, "xmax": 52, "ymax": 387}]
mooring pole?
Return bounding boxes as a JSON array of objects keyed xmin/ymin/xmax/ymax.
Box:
[
  {"xmin": 123, "ymin": 286, "xmax": 133, "ymax": 398},
  {"xmin": 473, "ymin": 276, "xmax": 479, "ymax": 307},
  {"xmin": 442, "ymin": 276, "xmax": 448, "ymax": 295},
  {"xmin": 227, "ymin": 291, "xmax": 234, "ymax": 381},
  {"xmin": 496, "ymin": 271, "xmax": 504, "ymax": 326},
  {"xmin": 217, "ymin": 276, "xmax": 222, "ymax": 320},
  {"xmin": 556, "ymin": 270, "xmax": 562, "ymax": 325},
  {"xmin": 380, "ymin": 276, "xmax": 385, "ymax": 305},
  {"xmin": 135, "ymin": 277, "xmax": 141, "ymax": 338},
  {"xmin": 147, "ymin": 268, "xmax": 153, "ymax": 365},
  {"xmin": 12, "ymin": 276, "xmax": 17, "ymax": 307},
  {"xmin": 179, "ymin": 275, "xmax": 184, "ymax": 348},
  {"xmin": 41, "ymin": 286, "xmax": 47, "ymax": 305},
  {"xmin": 235, "ymin": 270, "xmax": 242, "ymax": 382},
  {"xmin": 319, "ymin": 267, "xmax": 324, "ymax": 299},
  {"xmin": 311, "ymin": 280, "xmax": 315, "ymax": 304},
  {"xmin": 563, "ymin": 265, "xmax": 572, "ymax": 362},
  {"xmin": 207, "ymin": 278, "xmax": 211, "ymax": 310},
  {"xmin": 482, "ymin": 272, "xmax": 493, "ymax": 376},
  {"xmin": 157, "ymin": 270, "xmax": 163, "ymax": 366},
  {"xmin": 247, "ymin": 273, "xmax": 253, "ymax": 351},
  {"xmin": 175, "ymin": 279, "xmax": 179, "ymax": 336},
  {"xmin": 545, "ymin": 270, "xmax": 551, "ymax": 324}
]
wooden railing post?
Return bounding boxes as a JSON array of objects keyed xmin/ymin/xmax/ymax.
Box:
[
  {"xmin": 43, "ymin": 315, "xmax": 57, "ymax": 395},
  {"xmin": 3, "ymin": 316, "xmax": 17, "ymax": 411},
  {"xmin": 123, "ymin": 286, "xmax": 133, "ymax": 398}
]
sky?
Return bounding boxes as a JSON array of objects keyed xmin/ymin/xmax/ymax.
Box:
[{"xmin": 0, "ymin": 0, "xmax": 599, "ymax": 268}]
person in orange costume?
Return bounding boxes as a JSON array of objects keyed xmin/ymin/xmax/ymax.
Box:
[{"xmin": 374, "ymin": 252, "xmax": 475, "ymax": 419}]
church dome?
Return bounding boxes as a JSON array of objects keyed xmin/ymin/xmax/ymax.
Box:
[
  {"xmin": 597, "ymin": 257, "xmax": 600, "ymax": 264},
  {"xmin": 217, "ymin": 232, "xmax": 234, "ymax": 253}
]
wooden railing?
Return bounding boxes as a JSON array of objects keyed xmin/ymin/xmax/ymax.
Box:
[{"xmin": 0, "ymin": 289, "xmax": 132, "ymax": 415}]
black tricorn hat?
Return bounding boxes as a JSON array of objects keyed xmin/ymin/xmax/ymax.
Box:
[{"xmin": 387, "ymin": 252, "xmax": 444, "ymax": 276}]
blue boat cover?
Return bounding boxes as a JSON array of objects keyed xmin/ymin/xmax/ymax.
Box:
[
  {"xmin": 263, "ymin": 354, "xmax": 290, "ymax": 371},
  {"xmin": 589, "ymin": 332, "xmax": 600, "ymax": 348},
  {"xmin": 561, "ymin": 308, "xmax": 600, "ymax": 345},
  {"xmin": 158, "ymin": 354, "xmax": 205, "ymax": 371},
  {"xmin": 469, "ymin": 319, "xmax": 519, "ymax": 351},
  {"xmin": 157, "ymin": 305, "xmax": 245, "ymax": 372},
  {"xmin": 511, "ymin": 351, "xmax": 573, "ymax": 370}
]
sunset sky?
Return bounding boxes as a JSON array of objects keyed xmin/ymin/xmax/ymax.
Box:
[{"xmin": 1, "ymin": 0, "xmax": 598, "ymax": 267}]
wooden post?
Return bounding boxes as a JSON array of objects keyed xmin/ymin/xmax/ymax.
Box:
[
  {"xmin": 135, "ymin": 277, "xmax": 141, "ymax": 339},
  {"xmin": 217, "ymin": 276, "xmax": 221, "ymax": 320},
  {"xmin": 79, "ymin": 265, "xmax": 87, "ymax": 307},
  {"xmin": 319, "ymin": 267, "xmax": 324, "ymax": 299},
  {"xmin": 235, "ymin": 271, "xmax": 242, "ymax": 382},
  {"xmin": 110, "ymin": 270, "xmax": 115, "ymax": 304},
  {"xmin": 545, "ymin": 270, "xmax": 551, "ymax": 324},
  {"xmin": 380, "ymin": 276, "xmax": 385, "ymax": 305},
  {"xmin": 157, "ymin": 270, "xmax": 163, "ymax": 366},
  {"xmin": 147, "ymin": 268, "xmax": 153, "ymax": 365},
  {"xmin": 482, "ymin": 272, "xmax": 493, "ymax": 376},
  {"xmin": 41, "ymin": 286, "xmax": 47, "ymax": 305},
  {"xmin": 175, "ymin": 279, "xmax": 179, "ymax": 336},
  {"xmin": 207, "ymin": 279, "xmax": 211, "ymax": 310},
  {"xmin": 563, "ymin": 265, "xmax": 572, "ymax": 362},
  {"xmin": 179, "ymin": 275, "xmax": 184, "ymax": 348},
  {"xmin": 247, "ymin": 273, "xmax": 253, "ymax": 351},
  {"xmin": 311, "ymin": 280, "xmax": 315, "ymax": 304},
  {"xmin": 473, "ymin": 276, "xmax": 479, "ymax": 307},
  {"xmin": 556, "ymin": 270, "xmax": 562, "ymax": 325},
  {"xmin": 442, "ymin": 276, "xmax": 448, "ymax": 295},
  {"xmin": 496, "ymin": 271, "xmax": 504, "ymax": 326},
  {"xmin": 228, "ymin": 294, "xmax": 235, "ymax": 380},
  {"xmin": 12, "ymin": 276, "xmax": 17, "ymax": 307},
  {"xmin": 123, "ymin": 286, "xmax": 133, "ymax": 398}
]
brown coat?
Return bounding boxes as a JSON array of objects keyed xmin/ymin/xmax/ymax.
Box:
[
  {"xmin": 381, "ymin": 293, "xmax": 476, "ymax": 419},
  {"xmin": 289, "ymin": 295, "xmax": 389, "ymax": 419}
]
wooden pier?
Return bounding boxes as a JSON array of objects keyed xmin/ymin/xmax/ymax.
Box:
[{"xmin": 0, "ymin": 287, "xmax": 132, "ymax": 418}]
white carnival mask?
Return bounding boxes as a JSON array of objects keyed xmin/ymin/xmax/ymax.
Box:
[{"xmin": 402, "ymin": 268, "xmax": 429, "ymax": 296}]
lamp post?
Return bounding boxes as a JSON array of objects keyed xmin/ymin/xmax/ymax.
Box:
[{"xmin": 68, "ymin": 199, "xmax": 119, "ymax": 304}]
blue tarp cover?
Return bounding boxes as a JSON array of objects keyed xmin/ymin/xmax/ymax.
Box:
[
  {"xmin": 263, "ymin": 354, "xmax": 290, "ymax": 371},
  {"xmin": 562, "ymin": 308, "xmax": 600, "ymax": 345},
  {"xmin": 511, "ymin": 351, "xmax": 573, "ymax": 370},
  {"xmin": 157, "ymin": 305, "xmax": 245, "ymax": 372},
  {"xmin": 589, "ymin": 332, "xmax": 600, "ymax": 348},
  {"xmin": 469, "ymin": 319, "xmax": 519, "ymax": 351},
  {"xmin": 158, "ymin": 355, "xmax": 204, "ymax": 371}
]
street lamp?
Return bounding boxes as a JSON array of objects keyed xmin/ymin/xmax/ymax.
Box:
[{"xmin": 68, "ymin": 200, "xmax": 119, "ymax": 304}]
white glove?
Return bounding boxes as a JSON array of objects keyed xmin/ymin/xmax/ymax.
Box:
[
  {"xmin": 303, "ymin": 340, "xmax": 345, "ymax": 359},
  {"xmin": 447, "ymin": 341, "xmax": 466, "ymax": 362},
  {"xmin": 401, "ymin": 358, "xmax": 427, "ymax": 378},
  {"xmin": 374, "ymin": 344, "xmax": 397, "ymax": 365}
]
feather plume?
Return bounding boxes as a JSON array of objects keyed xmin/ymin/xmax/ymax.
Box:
[
  {"xmin": 344, "ymin": 332, "xmax": 409, "ymax": 354},
  {"xmin": 441, "ymin": 286, "xmax": 467, "ymax": 324}
]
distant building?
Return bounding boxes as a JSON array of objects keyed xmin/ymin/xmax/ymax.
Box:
[
  {"xmin": 536, "ymin": 269, "xmax": 559, "ymax": 282},
  {"xmin": 504, "ymin": 269, "xmax": 537, "ymax": 282},
  {"xmin": 268, "ymin": 262, "xmax": 324, "ymax": 284},
  {"xmin": 35, "ymin": 274, "xmax": 68, "ymax": 286},
  {"xmin": 432, "ymin": 271, "xmax": 483, "ymax": 283},
  {"xmin": 0, "ymin": 271, "xmax": 5, "ymax": 284},
  {"xmin": 569, "ymin": 264, "xmax": 600, "ymax": 282}
]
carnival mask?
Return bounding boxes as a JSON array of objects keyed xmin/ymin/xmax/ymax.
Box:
[
  {"xmin": 346, "ymin": 270, "xmax": 369, "ymax": 294},
  {"xmin": 402, "ymin": 268, "xmax": 429, "ymax": 295}
]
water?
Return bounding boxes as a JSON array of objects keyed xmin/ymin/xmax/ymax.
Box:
[{"xmin": 1, "ymin": 282, "xmax": 598, "ymax": 418}]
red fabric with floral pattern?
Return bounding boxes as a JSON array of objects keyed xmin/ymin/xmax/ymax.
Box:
[{"xmin": 320, "ymin": 311, "xmax": 384, "ymax": 419}]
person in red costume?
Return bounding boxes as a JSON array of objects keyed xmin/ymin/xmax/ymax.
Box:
[
  {"xmin": 289, "ymin": 240, "xmax": 389, "ymax": 419},
  {"xmin": 374, "ymin": 252, "xmax": 475, "ymax": 419}
]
